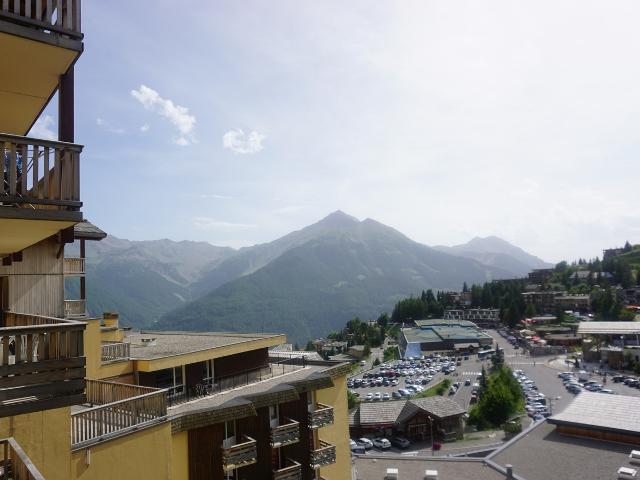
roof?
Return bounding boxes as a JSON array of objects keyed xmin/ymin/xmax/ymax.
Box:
[
  {"xmin": 350, "ymin": 397, "xmax": 466, "ymax": 426},
  {"xmin": 578, "ymin": 321, "xmax": 640, "ymax": 335},
  {"xmin": 415, "ymin": 319, "xmax": 478, "ymax": 328},
  {"xmin": 489, "ymin": 420, "xmax": 636, "ymax": 480},
  {"xmin": 73, "ymin": 221, "xmax": 107, "ymax": 240},
  {"xmin": 548, "ymin": 392, "xmax": 640, "ymax": 435},
  {"xmin": 125, "ymin": 331, "xmax": 284, "ymax": 360},
  {"xmin": 354, "ymin": 457, "xmax": 504, "ymax": 480}
]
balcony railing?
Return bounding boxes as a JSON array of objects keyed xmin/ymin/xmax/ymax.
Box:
[
  {"xmin": 310, "ymin": 440, "xmax": 336, "ymax": 469},
  {"xmin": 0, "ymin": 0, "xmax": 82, "ymax": 38},
  {"xmin": 270, "ymin": 419, "xmax": 300, "ymax": 448},
  {"xmin": 0, "ymin": 437, "xmax": 45, "ymax": 480},
  {"xmin": 167, "ymin": 357, "xmax": 307, "ymax": 408},
  {"xmin": 0, "ymin": 135, "xmax": 82, "ymax": 217},
  {"xmin": 309, "ymin": 403, "xmax": 334, "ymax": 429},
  {"xmin": 100, "ymin": 341, "xmax": 129, "ymax": 362},
  {"xmin": 222, "ymin": 436, "xmax": 257, "ymax": 472},
  {"xmin": 63, "ymin": 257, "xmax": 85, "ymax": 275},
  {"xmin": 64, "ymin": 299, "xmax": 85, "ymax": 317},
  {"xmin": 0, "ymin": 312, "xmax": 85, "ymax": 417},
  {"xmin": 273, "ymin": 459, "xmax": 302, "ymax": 480},
  {"xmin": 71, "ymin": 379, "xmax": 167, "ymax": 449}
]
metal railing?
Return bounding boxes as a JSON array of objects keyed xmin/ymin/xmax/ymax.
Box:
[
  {"xmin": 222, "ymin": 436, "xmax": 257, "ymax": 472},
  {"xmin": 309, "ymin": 403, "xmax": 334, "ymax": 429},
  {"xmin": 167, "ymin": 357, "xmax": 307, "ymax": 407},
  {"xmin": 63, "ymin": 257, "xmax": 85, "ymax": 275},
  {"xmin": 273, "ymin": 459, "xmax": 302, "ymax": 480},
  {"xmin": 310, "ymin": 440, "xmax": 336, "ymax": 469},
  {"xmin": 100, "ymin": 341, "xmax": 129, "ymax": 362},
  {"xmin": 64, "ymin": 299, "xmax": 85, "ymax": 317},
  {"xmin": 0, "ymin": 312, "xmax": 85, "ymax": 417},
  {"xmin": 0, "ymin": 437, "xmax": 45, "ymax": 480},
  {"xmin": 71, "ymin": 379, "xmax": 167, "ymax": 449},
  {"xmin": 1, "ymin": 135, "xmax": 82, "ymax": 212},
  {"xmin": 0, "ymin": 0, "xmax": 82, "ymax": 37},
  {"xmin": 270, "ymin": 419, "xmax": 300, "ymax": 448}
]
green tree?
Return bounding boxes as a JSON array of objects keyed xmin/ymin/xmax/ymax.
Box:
[
  {"xmin": 373, "ymin": 358, "xmax": 381, "ymax": 367},
  {"xmin": 347, "ymin": 390, "xmax": 358, "ymax": 409},
  {"xmin": 376, "ymin": 312, "xmax": 389, "ymax": 331},
  {"xmin": 491, "ymin": 347, "xmax": 505, "ymax": 371},
  {"xmin": 305, "ymin": 340, "xmax": 315, "ymax": 351},
  {"xmin": 363, "ymin": 344, "xmax": 371, "ymax": 358},
  {"xmin": 524, "ymin": 303, "xmax": 536, "ymax": 318}
]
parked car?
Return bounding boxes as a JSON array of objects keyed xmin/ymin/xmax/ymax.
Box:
[
  {"xmin": 390, "ymin": 437, "xmax": 411, "ymax": 449},
  {"xmin": 372, "ymin": 438, "xmax": 391, "ymax": 450},
  {"xmin": 464, "ymin": 379, "xmax": 471, "ymax": 386},
  {"xmin": 357, "ymin": 438, "xmax": 373, "ymax": 450}
]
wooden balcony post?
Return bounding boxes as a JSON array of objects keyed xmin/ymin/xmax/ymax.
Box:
[{"xmin": 59, "ymin": 67, "xmax": 74, "ymax": 143}]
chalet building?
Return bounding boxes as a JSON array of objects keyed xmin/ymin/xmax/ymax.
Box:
[
  {"xmin": 0, "ymin": 3, "xmax": 351, "ymax": 479},
  {"xmin": 521, "ymin": 291, "xmax": 565, "ymax": 314},
  {"xmin": 527, "ymin": 268, "xmax": 555, "ymax": 284}
]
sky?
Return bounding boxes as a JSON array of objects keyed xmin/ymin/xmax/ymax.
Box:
[{"xmin": 33, "ymin": 0, "xmax": 640, "ymax": 263}]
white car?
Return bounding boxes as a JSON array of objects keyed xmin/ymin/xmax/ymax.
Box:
[
  {"xmin": 373, "ymin": 392, "xmax": 382, "ymax": 401},
  {"xmin": 358, "ymin": 438, "xmax": 373, "ymax": 449},
  {"xmin": 365, "ymin": 393, "xmax": 373, "ymax": 402},
  {"xmin": 382, "ymin": 393, "xmax": 391, "ymax": 401},
  {"xmin": 372, "ymin": 438, "xmax": 391, "ymax": 450}
]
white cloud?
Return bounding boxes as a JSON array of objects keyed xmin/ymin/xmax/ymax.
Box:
[
  {"xmin": 222, "ymin": 129, "xmax": 266, "ymax": 154},
  {"xmin": 192, "ymin": 217, "xmax": 256, "ymax": 230},
  {"xmin": 140, "ymin": 123, "xmax": 150, "ymax": 132},
  {"xmin": 96, "ymin": 117, "xmax": 125, "ymax": 134},
  {"xmin": 28, "ymin": 115, "xmax": 56, "ymax": 140},
  {"xmin": 131, "ymin": 85, "xmax": 196, "ymax": 146}
]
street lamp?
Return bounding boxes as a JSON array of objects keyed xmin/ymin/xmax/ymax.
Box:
[{"xmin": 428, "ymin": 415, "xmax": 434, "ymax": 456}]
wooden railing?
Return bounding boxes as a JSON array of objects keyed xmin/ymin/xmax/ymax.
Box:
[
  {"xmin": 0, "ymin": 134, "xmax": 82, "ymax": 212},
  {"xmin": 100, "ymin": 341, "xmax": 129, "ymax": 362},
  {"xmin": 0, "ymin": 312, "xmax": 85, "ymax": 418},
  {"xmin": 309, "ymin": 403, "xmax": 334, "ymax": 429},
  {"xmin": 63, "ymin": 257, "xmax": 85, "ymax": 275},
  {"xmin": 71, "ymin": 379, "xmax": 167, "ymax": 449},
  {"xmin": 64, "ymin": 299, "xmax": 85, "ymax": 317},
  {"xmin": 0, "ymin": 437, "xmax": 45, "ymax": 480},
  {"xmin": 270, "ymin": 419, "xmax": 300, "ymax": 448},
  {"xmin": 222, "ymin": 436, "xmax": 257, "ymax": 472},
  {"xmin": 310, "ymin": 440, "xmax": 336, "ymax": 469},
  {"xmin": 0, "ymin": 0, "xmax": 82, "ymax": 37},
  {"xmin": 273, "ymin": 459, "xmax": 302, "ymax": 480}
]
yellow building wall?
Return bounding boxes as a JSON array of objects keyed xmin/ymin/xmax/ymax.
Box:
[
  {"xmin": 171, "ymin": 431, "xmax": 189, "ymax": 480},
  {"xmin": 316, "ymin": 374, "xmax": 351, "ymax": 480},
  {"xmin": 84, "ymin": 318, "xmax": 134, "ymax": 380},
  {"xmin": 0, "ymin": 406, "xmax": 72, "ymax": 480},
  {"xmin": 71, "ymin": 422, "xmax": 173, "ymax": 480}
]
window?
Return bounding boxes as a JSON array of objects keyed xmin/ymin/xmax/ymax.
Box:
[{"xmin": 156, "ymin": 366, "xmax": 185, "ymax": 396}]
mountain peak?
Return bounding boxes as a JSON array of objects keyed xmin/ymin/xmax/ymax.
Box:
[{"xmin": 317, "ymin": 210, "xmax": 360, "ymax": 227}]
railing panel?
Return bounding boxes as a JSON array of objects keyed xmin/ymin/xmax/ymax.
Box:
[
  {"xmin": 63, "ymin": 257, "xmax": 85, "ymax": 275},
  {"xmin": 100, "ymin": 341, "xmax": 130, "ymax": 362},
  {"xmin": 270, "ymin": 419, "xmax": 300, "ymax": 448},
  {"xmin": 0, "ymin": 0, "xmax": 82, "ymax": 36},
  {"xmin": 0, "ymin": 312, "xmax": 86, "ymax": 418},
  {"xmin": 71, "ymin": 380, "xmax": 167, "ymax": 448},
  {"xmin": 222, "ymin": 436, "xmax": 257, "ymax": 472},
  {"xmin": 273, "ymin": 459, "xmax": 302, "ymax": 480},
  {"xmin": 64, "ymin": 299, "xmax": 85, "ymax": 317},
  {"xmin": 0, "ymin": 437, "xmax": 46, "ymax": 480},
  {"xmin": 309, "ymin": 403, "xmax": 334, "ymax": 429},
  {"xmin": 310, "ymin": 440, "xmax": 336, "ymax": 469},
  {"xmin": 1, "ymin": 134, "xmax": 82, "ymax": 212}
]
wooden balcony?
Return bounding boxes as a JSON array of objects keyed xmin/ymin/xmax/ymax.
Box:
[
  {"xmin": 0, "ymin": 312, "xmax": 85, "ymax": 418},
  {"xmin": 63, "ymin": 257, "xmax": 85, "ymax": 275},
  {"xmin": 270, "ymin": 419, "xmax": 300, "ymax": 448},
  {"xmin": 310, "ymin": 440, "xmax": 336, "ymax": 469},
  {"xmin": 71, "ymin": 379, "xmax": 167, "ymax": 449},
  {"xmin": 64, "ymin": 299, "xmax": 85, "ymax": 317},
  {"xmin": 273, "ymin": 459, "xmax": 302, "ymax": 480},
  {"xmin": 100, "ymin": 341, "xmax": 129, "ymax": 363},
  {"xmin": 308, "ymin": 403, "xmax": 334, "ymax": 429},
  {"xmin": 0, "ymin": 437, "xmax": 45, "ymax": 480},
  {"xmin": 221, "ymin": 436, "xmax": 257, "ymax": 472},
  {"xmin": 0, "ymin": 0, "xmax": 82, "ymax": 43}
]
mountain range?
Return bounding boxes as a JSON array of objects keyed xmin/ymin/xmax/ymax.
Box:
[{"xmin": 67, "ymin": 211, "xmax": 551, "ymax": 343}]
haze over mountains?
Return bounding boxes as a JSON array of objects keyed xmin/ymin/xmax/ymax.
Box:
[{"xmin": 68, "ymin": 211, "xmax": 551, "ymax": 342}]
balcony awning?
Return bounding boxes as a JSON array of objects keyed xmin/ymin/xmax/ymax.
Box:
[{"xmin": 74, "ymin": 220, "xmax": 107, "ymax": 240}]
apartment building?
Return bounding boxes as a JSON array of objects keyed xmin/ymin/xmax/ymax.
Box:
[
  {"xmin": 521, "ymin": 291, "xmax": 565, "ymax": 314},
  {"xmin": 0, "ymin": 3, "xmax": 351, "ymax": 479}
]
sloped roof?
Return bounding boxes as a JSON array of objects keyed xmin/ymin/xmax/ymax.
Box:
[
  {"xmin": 74, "ymin": 221, "xmax": 107, "ymax": 240},
  {"xmin": 350, "ymin": 397, "xmax": 466, "ymax": 426},
  {"xmin": 578, "ymin": 322, "xmax": 640, "ymax": 335}
]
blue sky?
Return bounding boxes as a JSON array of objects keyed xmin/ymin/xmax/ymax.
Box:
[{"xmin": 32, "ymin": 1, "xmax": 640, "ymax": 262}]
